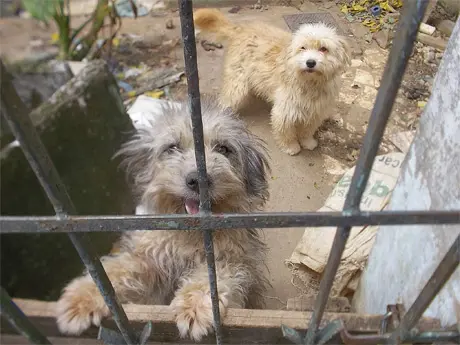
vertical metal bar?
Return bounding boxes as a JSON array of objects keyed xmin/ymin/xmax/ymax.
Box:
[
  {"xmin": 0, "ymin": 287, "xmax": 52, "ymax": 345},
  {"xmin": 177, "ymin": 1, "xmax": 222, "ymax": 344},
  {"xmin": 304, "ymin": 1, "xmax": 429, "ymax": 344},
  {"xmin": 388, "ymin": 234, "xmax": 460, "ymax": 343},
  {"xmin": 0, "ymin": 61, "xmax": 137, "ymax": 345}
]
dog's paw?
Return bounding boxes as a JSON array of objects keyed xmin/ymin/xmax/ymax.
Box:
[
  {"xmin": 281, "ymin": 142, "xmax": 301, "ymax": 156},
  {"xmin": 300, "ymin": 137, "xmax": 318, "ymax": 151},
  {"xmin": 172, "ymin": 284, "xmax": 227, "ymax": 341},
  {"xmin": 56, "ymin": 279, "xmax": 109, "ymax": 335}
]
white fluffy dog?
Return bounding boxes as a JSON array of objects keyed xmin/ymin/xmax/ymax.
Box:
[{"xmin": 195, "ymin": 9, "xmax": 351, "ymax": 155}]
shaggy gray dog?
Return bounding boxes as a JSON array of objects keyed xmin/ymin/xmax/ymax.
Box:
[{"xmin": 56, "ymin": 97, "xmax": 271, "ymax": 341}]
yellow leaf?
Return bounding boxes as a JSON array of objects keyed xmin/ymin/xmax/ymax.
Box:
[
  {"xmin": 340, "ymin": 4, "xmax": 349, "ymax": 14},
  {"xmin": 50, "ymin": 32, "xmax": 59, "ymax": 44},
  {"xmin": 127, "ymin": 90, "xmax": 137, "ymax": 98},
  {"xmin": 144, "ymin": 90, "xmax": 165, "ymax": 99},
  {"xmin": 352, "ymin": 4, "xmax": 366, "ymax": 11},
  {"xmin": 112, "ymin": 38, "xmax": 120, "ymax": 47}
]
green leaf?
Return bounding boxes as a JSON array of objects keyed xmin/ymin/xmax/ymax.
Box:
[{"xmin": 22, "ymin": 0, "xmax": 63, "ymax": 23}]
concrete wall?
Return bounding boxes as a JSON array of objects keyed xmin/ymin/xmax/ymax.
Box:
[
  {"xmin": 352, "ymin": 19, "xmax": 460, "ymax": 327},
  {"xmin": 1, "ymin": 61, "xmax": 135, "ymax": 301}
]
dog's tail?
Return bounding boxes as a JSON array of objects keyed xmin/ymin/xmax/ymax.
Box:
[{"xmin": 194, "ymin": 8, "xmax": 235, "ymax": 39}]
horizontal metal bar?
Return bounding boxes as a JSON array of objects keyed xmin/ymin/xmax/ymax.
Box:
[
  {"xmin": 304, "ymin": 2, "xmax": 430, "ymax": 343},
  {"xmin": 311, "ymin": 319, "xmax": 459, "ymax": 345},
  {"xmin": 341, "ymin": 329, "xmax": 459, "ymax": 345},
  {"xmin": 1, "ymin": 211, "xmax": 459, "ymax": 233},
  {"xmin": 0, "ymin": 287, "xmax": 52, "ymax": 345},
  {"xmin": 388, "ymin": 234, "xmax": 460, "ymax": 344},
  {"xmin": 0, "ymin": 60, "xmax": 137, "ymax": 345},
  {"xmin": 178, "ymin": 0, "xmax": 222, "ymax": 344}
]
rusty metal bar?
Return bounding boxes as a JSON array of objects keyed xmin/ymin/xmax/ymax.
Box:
[
  {"xmin": 304, "ymin": 1, "xmax": 430, "ymax": 344},
  {"xmin": 388, "ymin": 234, "xmax": 460, "ymax": 344},
  {"xmin": 302, "ymin": 319, "xmax": 459, "ymax": 345},
  {"xmin": 0, "ymin": 60, "xmax": 137, "ymax": 345},
  {"xmin": 177, "ymin": 0, "xmax": 222, "ymax": 344},
  {"xmin": 0, "ymin": 287, "xmax": 52, "ymax": 345},
  {"xmin": 1, "ymin": 211, "xmax": 460, "ymax": 233}
]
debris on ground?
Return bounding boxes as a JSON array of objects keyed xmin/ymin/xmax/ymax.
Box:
[
  {"xmin": 388, "ymin": 131, "xmax": 415, "ymax": 154},
  {"xmin": 419, "ymin": 22, "xmax": 436, "ymax": 35},
  {"xmin": 435, "ymin": 19, "xmax": 455, "ymax": 37},
  {"xmin": 252, "ymin": 0, "xmax": 262, "ymax": 10},
  {"xmin": 416, "ymin": 32, "xmax": 448, "ymax": 51},
  {"xmin": 228, "ymin": 6, "xmax": 241, "ymax": 13},
  {"xmin": 286, "ymin": 152, "xmax": 406, "ymax": 298},
  {"xmin": 201, "ymin": 40, "xmax": 223, "ymax": 51},
  {"xmin": 165, "ymin": 18, "xmax": 174, "ymax": 29},
  {"xmin": 339, "ymin": 0, "xmax": 403, "ymax": 33},
  {"xmin": 121, "ymin": 68, "xmax": 184, "ymax": 100},
  {"xmin": 372, "ymin": 28, "xmax": 389, "ymax": 48},
  {"xmin": 115, "ymin": 0, "xmax": 150, "ymax": 18},
  {"xmin": 251, "ymin": 0, "xmax": 268, "ymax": 11}
]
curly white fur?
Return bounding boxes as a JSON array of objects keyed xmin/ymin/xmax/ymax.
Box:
[{"xmin": 195, "ymin": 9, "xmax": 351, "ymax": 155}]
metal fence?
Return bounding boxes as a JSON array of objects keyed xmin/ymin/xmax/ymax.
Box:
[{"xmin": 0, "ymin": 1, "xmax": 459, "ymax": 344}]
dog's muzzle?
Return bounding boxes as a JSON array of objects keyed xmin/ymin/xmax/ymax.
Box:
[{"xmin": 184, "ymin": 171, "xmax": 212, "ymax": 214}]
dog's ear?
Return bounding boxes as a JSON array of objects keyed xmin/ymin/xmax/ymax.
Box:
[
  {"xmin": 243, "ymin": 139, "xmax": 270, "ymax": 204},
  {"xmin": 113, "ymin": 128, "xmax": 156, "ymax": 192},
  {"xmin": 338, "ymin": 36, "xmax": 352, "ymax": 67}
]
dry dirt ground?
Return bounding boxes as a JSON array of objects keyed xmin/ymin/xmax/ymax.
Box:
[{"xmin": 0, "ymin": 2, "xmax": 446, "ymax": 309}]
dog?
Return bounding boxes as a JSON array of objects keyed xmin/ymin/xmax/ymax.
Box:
[
  {"xmin": 55, "ymin": 98, "xmax": 271, "ymax": 341},
  {"xmin": 194, "ymin": 9, "xmax": 351, "ymax": 156}
]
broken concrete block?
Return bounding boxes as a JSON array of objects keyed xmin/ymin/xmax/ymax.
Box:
[
  {"xmin": 8, "ymin": 60, "xmax": 73, "ymax": 111},
  {"xmin": 436, "ymin": 19, "xmax": 455, "ymax": 37},
  {"xmin": 1, "ymin": 60, "xmax": 135, "ymax": 301},
  {"xmin": 373, "ymin": 29, "xmax": 390, "ymax": 49}
]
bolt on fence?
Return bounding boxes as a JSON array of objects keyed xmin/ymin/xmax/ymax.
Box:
[{"xmin": 0, "ymin": 1, "xmax": 459, "ymax": 345}]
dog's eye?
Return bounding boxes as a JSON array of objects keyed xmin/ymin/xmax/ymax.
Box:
[
  {"xmin": 215, "ymin": 144, "xmax": 231, "ymax": 156},
  {"xmin": 300, "ymin": 46, "xmax": 306, "ymax": 50},
  {"xmin": 319, "ymin": 47, "xmax": 328, "ymax": 53},
  {"xmin": 165, "ymin": 144, "xmax": 179, "ymax": 153}
]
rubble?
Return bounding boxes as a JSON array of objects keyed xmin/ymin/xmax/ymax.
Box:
[
  {"xmin": 165, "ymin": 18, "xmax": 174, "ymax": 29},
  {"xmin": 435, "ymin": 19, "xmax": 455, "ymax": 36}
]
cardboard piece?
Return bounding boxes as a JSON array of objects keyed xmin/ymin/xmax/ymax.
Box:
[{"xmin": 286, "ymin": 152, "xmax": 406, "ymax": 297}]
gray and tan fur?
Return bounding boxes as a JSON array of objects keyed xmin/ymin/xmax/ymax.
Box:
[{"xmin": 55, "ymin": 98, "xmax": 271, "ymax": 341}]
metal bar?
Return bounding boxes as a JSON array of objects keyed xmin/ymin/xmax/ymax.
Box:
[
  {"xmin": 305, "ymin": 1, "xmax": 430, "ymax": 344},
  {"xmin": 388, "ymin": 234, "xmax": 460, "ymax": 344},
  {"xmin": 0, "ymin": 287, "xmax": 52, "ymax": 345},
  {"xmin": 177, "ymin": 1, "xmax": 222, "ymax": 344},
  {"xmin": 0, "ymin": 61, "xmax": 137, "ymax": 345},
  {"xmin": 314, "ymin": 319, "xmax": 460, "ymax": 345},
  {"xmin": 1, "ymin": 211, "xmax": 460, "ymax": 233}
]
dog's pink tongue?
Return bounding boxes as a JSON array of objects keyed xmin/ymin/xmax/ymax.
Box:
[{"xmin": 185, "ymin": 199, "xmax": 200, "ymax": 215}]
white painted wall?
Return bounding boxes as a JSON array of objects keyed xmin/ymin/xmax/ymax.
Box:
[{"xmin": 352, "ymin": 18, "xmax": 460, "ymax": 327}]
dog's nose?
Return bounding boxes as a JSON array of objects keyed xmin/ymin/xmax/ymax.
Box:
[
  {"xmin": 306, "ymin": 59, "xmax": 316, "ymax": 68},
  {"xmin": 186, "ymin": 172, "xmax": 199, "ymax": 192}
]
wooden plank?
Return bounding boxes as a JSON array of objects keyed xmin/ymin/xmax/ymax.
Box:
[{"xmin": 1, "ymin": 299, "xmax": 443, "ymax": 344}]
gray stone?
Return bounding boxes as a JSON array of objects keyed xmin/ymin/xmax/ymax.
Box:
[
  {"xmin": 436, "ymin": 19, "xmax": 455, "ymax": 37},
  {"xmin": 1, "ymin": 60, "xmax": 135, "ymax": 300},
  {"xmin": 373, "ymin": 29, "xmax": 390, "ymax": 49}
]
